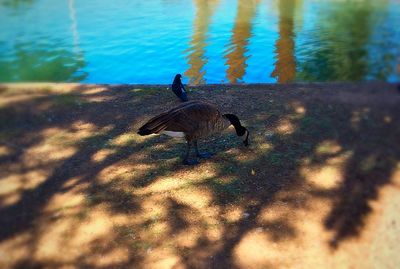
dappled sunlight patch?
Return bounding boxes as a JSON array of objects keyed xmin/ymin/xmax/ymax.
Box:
[
  {"xmin": 25, "ymin": 127, "xmax": 79, "ymax": 161},
  {"xmin": 353, "ymin": 180, "xmax": 400, "ymax": 269},
  {"xmin": 71, "ymin": 120, "xmax": 97, "ymax": 134},
  {"xmin": 251, "ymin": 192, "xmax": 341, "ymax": 268},
  {"xmin": 144, "ymin": 253, "xmax": 181, "ymax": 269},
  {"xmin": 0, "ymin": 174, "xmax": 21, "ymax": 197},
  {"xmin": 131, "ymin": 131, "xmax": 158, "ymax": 144},
  {"xmin": 315, "ymin": 140, "xmax": 342, "ymax": 156},
  {"xmin": 114, "ymin": 191, "xmax": 223, "ymax": 257},
  {"xmin": 68, "ymin": 208, "xmax": 114, "ymax": 247},
  {"xmin": 206, "ymin": 223, "xmax": 224, "ymax": 242},
  {"xmin": 301, "ymin": 165, "xmax": 341, "ymax": 190},
  {"xmin": 0, "ymin": 92, "xmax": 44, "ymax": 108},
  {"xmin": 71, "ymin": 124, "xmax": 117, "ymax": 149},
  {"xmin": 152, "ymin": 143, "xmax": 172, "ymax": 151},
  {"xmin": 85, "ymin": 94, "xmax": 115, "ymax": 103},
  {"xmin": 171, "ymin": 187, "xmax": 213, "ymax": 210},
  {"xmin": 211, "ymin": 175, "xmax": 239, "ymax": 186},
  {"xmin": 0, "ymin": 169, "xmax": 50, "ymax": 207},
  {"xmin": 131, "ymin": 88, "xmax": 145, "ymax": 93},
  {"xmin": 0, "ymin": 145, "xmax": 11, "ymax": 157},
  {"xmin": 350, "ymin": 108, "xmax": 370, "ymax": 129},
  {"xmin": 111, "ymin": 132, "xmax": 138, "ymax": 147},
  {"xmin": 35, "ymin": 218, "xmax": 78, "ymax": 262},
  {"xmin": 135, "ymin": 164, "xmax": 218, "ymax": 194},
  {"xmin": 149, "ymin": 221, "xmax": 169, "ymax": 238},
  {"xmin": 98, "ymin": 124, "xmax": 115, "ymax": 133},
  {"xmin": 174, "ymin": 226, "xmax": 203, "ymax": 248},
  {"xmin": 290, "ymin": 101, "xmax": 306, "ymax": 116},
  {"xmin": 324, "ymin": 151, "xmax": 353, "ymax": 166},
  {"xmin": 140, "ymin": 175, "xmax": 208, "ymax": 195},
  {"xmin": 26, "ymin": 144, "xmax": 77, "ymax": 163},
  {"xmin": 129, "ymin": 88, "xmax": 161, "ymax": 97},
  {"xmin": 80, "ymin": 86, "xmax": 108, "ymax": 95},
  {"xmin": 21, "ymin": 170, "xmax": 51, "ymax": 190},
  {"xmin": 301, "ymin": 151, "xmax": 352, "ymax": 190},
  {"xmin": 84, "ymin": 246, "xmax": 130, "ymax": 268},
  {"xmin": 275, "ymin": 118, "xmax": 295, "ymax": 135},
  {"xmin": 0, "ymin": 191, "xmax": 21, "ymax": 208},
  {"xmin": 171, "ymin": 191, "xmax": 223, "ymax": 240},
  {"xmin": 41, "ymin": 127, "xmax": 70, "ymax": 143},
  {"xmin": 257, "ymin": 142, "xmax": 273, "ymax": 152},
  {"xmin": 79, "ymin": 87, "xmax": 115, "ymax": 102},
  {"xmin": 61, "ymin": 176, "xmax": 83, "ymax": 190},
  {"xmin": 233, "ymin": 230, "xmax": 275, "ymax": 269},
  {"xmin": 44, "ymin": 188, "xmax": 85, "ymax": 213},
  {"xmin": 391, "ymin": 162, "xmax": 400, "ymax": 186},
  {"xmin": 257, "ymin": 201, "xmax": 298, "ymax": 239},
  {"xmin": 97, "ymin": 163, "xmax": 140, "ymax": 184},
  {"xmin": 91, "ymin": 148, "xmax": 117, "ymax": 163},
  {"xmin": 132, "ymin": 197, "xmax": 166, "ymax": 222},
  {"xmin": 223, "ymin": 206, "xmax": 244, "ymax": 223},
  {"xmin": 224, "ymin": 143, "xmax": 266, "ymax": 164},
  {"xmin": 383, "ymin": 115, "xmax": 392, "ymax": 124},
  {"xmin": 0, "ymin": 232, "xmax": 32, "ymax": 269}
]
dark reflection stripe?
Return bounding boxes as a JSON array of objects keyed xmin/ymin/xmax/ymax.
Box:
[
  {"xmin": 224, "ymin": 0, "xmax": 260, "ymax": 84},
  {"xmin": 184, "ymin": 0, "xmax": 220, "ymax": 85},
  {"xmin": 271, "ymin": 0, "xmax": 298, "ymax": 83}
]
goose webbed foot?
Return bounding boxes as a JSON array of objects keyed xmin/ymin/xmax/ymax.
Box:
[
  {"xmin": 182, "ymin": 159, "xmax": 200, "ymax": 166},
  {"xmin": 197, "ymin": 152, "xmax": 213, "ymax": 159}
]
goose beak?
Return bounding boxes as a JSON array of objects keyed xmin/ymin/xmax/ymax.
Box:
[{"xmin": 243, "ymin": 129, "xmax": 249, "ymax": 147}]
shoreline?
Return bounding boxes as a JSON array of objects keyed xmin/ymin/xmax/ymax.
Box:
[{"xmin": 1, "ymin": 81, "xmax": 398, "ymax": 89}]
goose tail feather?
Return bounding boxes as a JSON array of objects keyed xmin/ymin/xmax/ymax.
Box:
[{"xmin": 137, "ymin": 112, "xmax": 172, "ymax": 136}]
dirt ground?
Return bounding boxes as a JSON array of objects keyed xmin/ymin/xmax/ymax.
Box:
[{"xmin": 0, "ymin": 82, "xmax": 399, "ymax": 269}]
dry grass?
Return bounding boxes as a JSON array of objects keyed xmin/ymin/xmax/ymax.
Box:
[{"xmin": 0, "ymin": 82, "xmax": 400, "ymax": 269}]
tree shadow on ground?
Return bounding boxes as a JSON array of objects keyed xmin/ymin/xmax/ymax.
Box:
[{"xmin": 0, "ymin": 83, "xmax": 399, "ymax": 268}]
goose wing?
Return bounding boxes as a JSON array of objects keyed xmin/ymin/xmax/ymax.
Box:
[{"xmin": 138, "ymin": 101, "xmax": 220, "ymax": 136}]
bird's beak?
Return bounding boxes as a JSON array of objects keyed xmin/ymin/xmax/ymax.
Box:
[{"xmin": 243, "ymin": 130, "xmax": 249, "ymax": 147}]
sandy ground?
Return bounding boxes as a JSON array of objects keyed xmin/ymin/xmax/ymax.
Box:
[{"xmin": 0, "ymin": 82, "xmax": 399, "ymax": 269}]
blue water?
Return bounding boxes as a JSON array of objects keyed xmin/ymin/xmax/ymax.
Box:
[{"xmin": 0, "ymin": 0, "xmax": 399, "ymax": 84}]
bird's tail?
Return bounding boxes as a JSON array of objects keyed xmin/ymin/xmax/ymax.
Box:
[
  {"xmin": 137, "ymin": 127, "xmax": 153, "ymax": 136},
  {"xmin": 137, "ymin": 112, "xmax": 172, "ymax": 136},
  {"xmin": 138, "ymin": 101, "xmax": 198, "ymax": 136}
]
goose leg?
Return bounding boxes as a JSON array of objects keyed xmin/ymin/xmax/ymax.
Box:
[
  {"xmin": 194, "ymin": 140, "xmax": 212, "ymax": 159},
  {"xmin": 183, "ymin": 140, "xmax": 199, "ymax": 165}
]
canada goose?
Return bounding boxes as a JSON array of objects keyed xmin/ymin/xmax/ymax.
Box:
[
  {"xmin": 137, "ymin": 100, "xmax": 249, "ymax": 165},
  {"xmin": 171, "ymin": 74, "xmax": 188, "ymax": 102}
]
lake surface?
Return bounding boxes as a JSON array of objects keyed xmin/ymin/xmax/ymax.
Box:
[{"xmin": 1, "ymin": 0, "xmax": 399, "ymax": 84}]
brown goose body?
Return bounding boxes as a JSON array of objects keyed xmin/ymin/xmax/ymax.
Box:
[
  {"xmin": 138, "ymin": 100, "xmax": 249, "ymax": 165},
  {"xmin": 138, "ymin": 101, "xmax": 230, "ymax": 141}
]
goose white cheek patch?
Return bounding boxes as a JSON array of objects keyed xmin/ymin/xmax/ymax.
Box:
[{"xmin": 162, "ymin": 131, "xmax": 185, "ymax": 138}]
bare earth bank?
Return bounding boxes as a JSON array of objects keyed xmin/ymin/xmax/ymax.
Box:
[{"xmin": 0, "ymin": 82, "xmax": 399, "ymax": 269}]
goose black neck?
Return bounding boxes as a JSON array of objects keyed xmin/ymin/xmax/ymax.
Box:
[{"xmin": 224, "ymin": 114, "xmax": 246, "ymax": 136}]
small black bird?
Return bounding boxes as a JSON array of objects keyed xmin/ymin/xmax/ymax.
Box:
[{"xmin": 171, "ymin": 74, "xmax": 188, "ymax": 102}]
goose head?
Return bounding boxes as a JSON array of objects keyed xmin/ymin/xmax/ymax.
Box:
[{"xmin": 223, "ymin": 114, "xmax": 250, "ymax": 147}]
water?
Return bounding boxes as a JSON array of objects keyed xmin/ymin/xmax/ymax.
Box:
[{"xmin": 0, "ymin": 0, "xmax": 399, "ymax": 84}]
